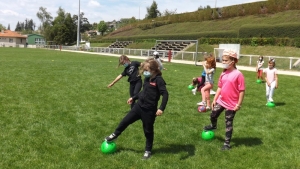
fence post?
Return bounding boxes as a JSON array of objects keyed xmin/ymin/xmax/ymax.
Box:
[
  {"xmin": 168, "ymin": 50, "xmax": 172, "ymax": 62},
  {"xmin": 289, "ymin": 57, "xmax": 293, "ymax": 69}
]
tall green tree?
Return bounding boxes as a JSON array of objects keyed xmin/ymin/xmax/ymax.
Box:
[
  {"xmin": 7, "ymin": 24, "xmax": 10, "ymax": 30},
  {"xmin": 36, "ymin": 7, "xmax": 53, "ymax": 36},
  {"xmin": 51, "ymin": 7, "xmax": 76, "ymax": 45},
  {"xmin": 145, "ymin": 1, "xmax": 161, "ymax": 19},
  {"xmin": 72, "ymin": 12, "xmax": 92, "ymax": 34},
  {"xmin": 97, "ymin": 21, "xmax": 107, "ymax": 36}
]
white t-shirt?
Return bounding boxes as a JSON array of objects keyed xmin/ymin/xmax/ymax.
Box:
[
  {"xmin": 257, "ymin": 60, "xmax": 264, "ymax": 70},
  {"xmin": 205, "ymin": 68, "xmax": 215, "ymax": 84},
  {"xmin": 263, "ymin": 67, "xmax": 277, "ymax": 83}
]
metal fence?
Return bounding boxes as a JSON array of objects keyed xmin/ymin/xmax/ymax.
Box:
[{"xmin": 4, "ymin": 45, "xmax": 299, "ymax": 71}]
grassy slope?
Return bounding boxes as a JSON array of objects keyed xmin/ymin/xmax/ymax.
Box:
[
  {"xmin": 106, "ymin": 10, "xmax": 300, "ymax": 36},
  {"xmin": 91, "ymin": 10, "xmax": 300, "ymax": 58}
]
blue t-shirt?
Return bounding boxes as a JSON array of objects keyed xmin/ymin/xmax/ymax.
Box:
[{"xmin": 201, "ymin": 70, "xmax": 206, "ymax": 77}]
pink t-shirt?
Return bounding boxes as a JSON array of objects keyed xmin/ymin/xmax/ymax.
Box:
[
  {"xmin": 216, "ymin": 69, "xmax": 245, "ymax": 110},
  {"xmin": 263, "ymin": 67, "xmax": 277, "ymax": 83}
]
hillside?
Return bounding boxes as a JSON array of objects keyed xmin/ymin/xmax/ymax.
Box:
[{"xmin": 105, "ymin": 10, "xmax": 300, "ymax": 37}]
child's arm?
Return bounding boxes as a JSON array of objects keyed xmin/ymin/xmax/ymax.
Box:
[
  {"xmin": 108, "ymin": 74, "xmax": 123, "ymax": 88},
  {"xmin": 234, "ymin": 90, "xmax": 245, "ymax": 111},
  {"xmin": 275, "ymin": 73, "xmax": 278, "ymax": 88}
]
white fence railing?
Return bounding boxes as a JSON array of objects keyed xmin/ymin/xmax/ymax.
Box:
[{"xmin": 1, "ymin": 45, "xmax": 299, "ymax": 70}]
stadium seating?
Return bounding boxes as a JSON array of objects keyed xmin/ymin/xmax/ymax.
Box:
[
  {"xmin": 109, "ymin": 41, "xmax": 133, "ymax": 48},
  {"xmin": 151, "ymin": 41, "xmax": 193, "ymax": 52}
]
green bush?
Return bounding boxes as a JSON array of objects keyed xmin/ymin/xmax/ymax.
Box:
[{"xmin": 239, "ymin": 23, "xmax": 300, "ymax": 38}]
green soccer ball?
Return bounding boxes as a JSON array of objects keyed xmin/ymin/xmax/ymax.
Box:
[
  {"xmin": 266, "ymin": 102, "xmax": 275, "ymax": 107},
  {"xmin": 201, "ymin": 130, "xmax": 215, "ymax": 141},
  {"xmin": 100, "ymin": 141, "xmax": 117, "ymax": 154},
  {"xmin": 188, "ymin": 85, "xmax": 194, "ymax": 90},
  {"xmin": 256, "ymin": 79, "xmax": 262, "ymax": 83}
]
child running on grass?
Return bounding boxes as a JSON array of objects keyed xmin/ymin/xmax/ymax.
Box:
[
  {"xmin": 203, "ymin": 49, "xmax": 245, "ymax": 151},
  {"xmin": 107, "ymin": 55, "xmax": 142, "ymax": 109},
  {"xmin": 104, "ymin": 58, "xmax": 169, "ymax": 160}
]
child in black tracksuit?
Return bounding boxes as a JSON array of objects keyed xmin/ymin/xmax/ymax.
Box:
[
  {"xmin": 105, "ymin": 58, "xmax": 169, "ymax": 160},
  {"xmin": 108, "ymin": 55, "xmax": 142, "ymax": 109}
]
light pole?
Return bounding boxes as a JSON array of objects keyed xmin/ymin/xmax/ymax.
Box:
[
  {"xmin": 152, "ymin": 20, "xmax": 155, "ymax": 34},
  {"xmin": 214, "ymin": 0, "xmax": 217, "ymax": 17},
  {"xmin": 76, "ymin": 0, "xmax": 81, "ymax": 48},
  {"xmin": 139, "ymin": 1, "xmax": 146, "ymax": 21}
]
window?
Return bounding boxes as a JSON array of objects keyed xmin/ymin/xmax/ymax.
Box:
[
  {"xmin": 35, "ymin": 38, "xmax": 45, "ymax": 45},
  {"xmin": 9, "ymin": 39, "xmax": 13, "ymax": 43}
]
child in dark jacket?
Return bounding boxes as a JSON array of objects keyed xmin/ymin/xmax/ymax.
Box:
[{"xmin": 104, "ymin": 58, "xmax": 169, "ymax": 160}]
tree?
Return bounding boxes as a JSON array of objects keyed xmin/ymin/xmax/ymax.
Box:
[
  {"xmin": 36, "ymin": 7, "xmax": 53, "ymax": 35},
  {"xmin": 7, "ymin": 24, "xmax": 10, "ymax": 30},
  {"xmin": 72, "ymin": 12, "xmax": 92, "ymax": 34},
  {"xmin": 97, "ymin": 21, "xmax": 107, "ymax": 36},
  {"xmin": 145, "ymin": 1, "xmax": 161, "ymax": 19},
  {"xmin": 162, "ymin": 9, "xmax": 177, "ymax": 16},
  {"xmin": 0, "ymin": 24, "xmax": 5, "ymax": 31},
  {"xmin": 51, "ymin": 7, "xmax": 76, "ymax": 45}
]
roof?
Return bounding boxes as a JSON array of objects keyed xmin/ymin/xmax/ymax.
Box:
[
  {"xmin": 27, "ymin": 34, "xmax": 44, "ymax": 38},
  {"xmin": 0, "ymin": 30, "xmax": 27, "ymax": 38}
]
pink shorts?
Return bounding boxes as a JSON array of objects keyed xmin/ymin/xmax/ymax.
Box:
[{"xmin": 257, "ymin": 70, "xmax": 263, "ymax": 77}]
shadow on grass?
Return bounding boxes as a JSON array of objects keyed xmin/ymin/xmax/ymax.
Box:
[
  {"xmin": 118, "ymin": 144, "xmax": 195, "ymax": 160},
  {"xmin": 154, "ymin": 144, "xmax": 195, "ymax": 160},
  {"xmin": 273, "ymin": 102, "xmax": 285, "ymax": 106},
  {"xmin": 215, "ymin": 136, "xmax": 263, "ymax": 148}
]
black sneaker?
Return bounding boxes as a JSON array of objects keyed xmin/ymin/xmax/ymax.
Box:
[
  {"xmin": 203, "ymin": 124, "xmax": 217, "ymax": 130},
  {"xmin": 221, "ymin": 145, "xmax": 231, "ymax": 151},
  {"xmin": 142, "ymin": 151, "xmax": 151, "ymax": 160},
  {"xmin": 105, "ymin": 133, "xmax": 118, "ymax": 142}
]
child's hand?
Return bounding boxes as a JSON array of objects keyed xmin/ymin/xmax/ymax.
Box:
[
  {"xmin": 127, "ymin": 98, "xmax": 133, "ymax": 104},
  {"xmin": 156, "ymin": 109, "xmax": 163, "ymax": 116},
  {"xmin": 107, "ymin": 83, "xmax": 114, "ymax": 88}
]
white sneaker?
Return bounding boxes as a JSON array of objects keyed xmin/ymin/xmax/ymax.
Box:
[
  {"xmin": 192, "ymin": 88, "xmax": 197, "ymax": 95},
  {"xmin": 269, "ymin": 98, "xmax": 274, "ymax": 102},
  {"xmin": 210, "ymin": 89, "xmax": 216, "ymax": 95},
  {"xmin": 197, "ymin": 101, "xmax": 206, "ymax": 106},
  {"xmin": 206, "ymin": 107, "xmax": 211, "ymax": 111}
]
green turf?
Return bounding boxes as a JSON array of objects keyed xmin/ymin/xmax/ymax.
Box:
[{"xmin": 0, "ymin": 48, "xmax": 299, "ymax": 169}]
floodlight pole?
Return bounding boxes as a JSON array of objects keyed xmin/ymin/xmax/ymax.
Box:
[
  {"xmin": 214, "ymin": 0, "xmax": 217, "ymax": 17},
  {"xmin": 77, "ymin": 0, "xmax": 81, "ymax": 48}
]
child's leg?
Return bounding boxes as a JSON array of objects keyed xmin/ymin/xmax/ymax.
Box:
[
  {"xmin": 140, "ymin": 107, "xmax": 157, "ymax": 152},
  {"xmin": 201, "ymin": 83, "xmax": 211, "ymax": 103},
  {"xmin": 204, "ymin": 84, "xmax": 213, "ymax": 107},
  {"xmin": 210, "ymin": 103, "xmax": 225, "ymax": 126},
  {"xmin": 269, "ymin": 81, "xmax": 276, "ymax": 102},
  {"xmin": 265, "ymin": 83, "xmax": 270, "ymax": 102},
  {"xmin": 224, "ymin": 110, "xmax": 236, "ymax": 146}
]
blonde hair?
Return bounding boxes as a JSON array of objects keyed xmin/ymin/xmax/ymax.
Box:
[
  {"xmin": 139, "ymin": 58, "xmax": 162, "ymax": 78},
  {"xmin": 118, "ymin": 55, "xmax": 130, "ymax": 67},
  {"xmin": 206, "ymin": 54, "xmax": 216, "ymax": 69}
]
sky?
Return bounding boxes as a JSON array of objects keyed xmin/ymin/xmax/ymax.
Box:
[{"xmin": 0, "ymin": 0, "xmax": 266, "ymax": 30}]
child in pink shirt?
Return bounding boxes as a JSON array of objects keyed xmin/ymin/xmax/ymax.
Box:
[
  {"xmin": 263, "ymin": 58, "xmax": 278, "ymax": 103},
  {"xmin": 203, "ymin": 49, "xmax": 245, "ymax": 151}
]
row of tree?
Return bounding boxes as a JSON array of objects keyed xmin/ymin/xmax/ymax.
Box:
[
  {"xmin": 0, "ymin": 1, "xmax": 167, "ymax": 44},
  {"xmin": 36, "ymin": 7, "xmax": 93, "ymax": 45}
]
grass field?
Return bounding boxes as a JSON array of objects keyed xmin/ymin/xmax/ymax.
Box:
[{"xmin": 0, "ymin": 48, "xmax": 300, "ymax": 169}]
